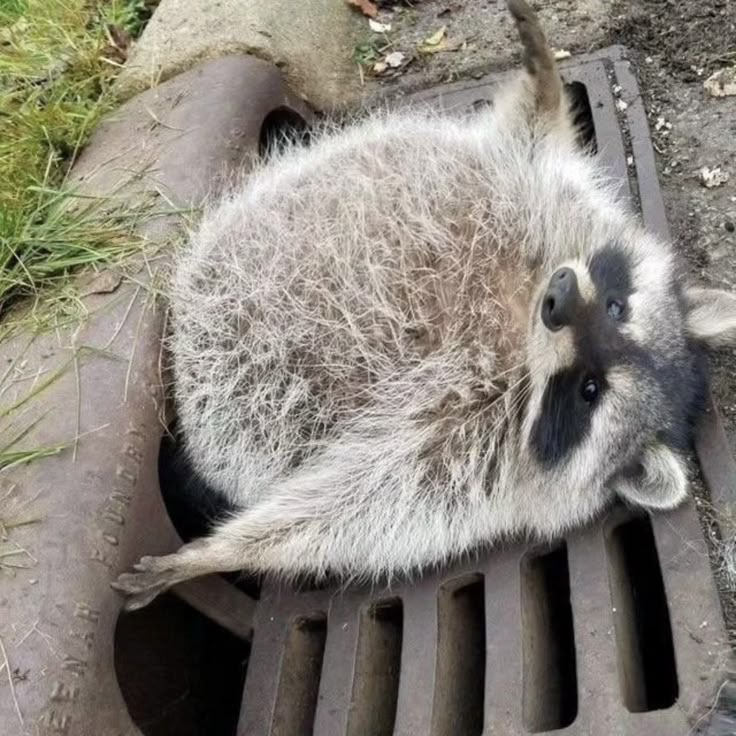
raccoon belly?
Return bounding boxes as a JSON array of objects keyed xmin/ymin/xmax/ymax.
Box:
[
  {"xmin": 169, "ymin": 122, "xmax": 527, "ymax": 508},
  {"xmin": 170, "ymin": 239, "xmax": 427, "ymax": 508}
]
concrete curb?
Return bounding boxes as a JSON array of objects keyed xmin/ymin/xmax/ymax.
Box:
[{"xmin": 117, "ymin": 0, "xmax": 365, "ymax": 112}]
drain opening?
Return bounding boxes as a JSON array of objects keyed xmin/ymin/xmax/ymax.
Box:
[
  {"xmin": 271, "ymin": 614, "xmax": 327, "ymax": 736},
  {"xmin": 158, "ymin": 428, "xmax": 233, "ymax": 543},
  {"xmin": 565, "ymin": 81, "xmax": 597, "ymax": 154},
  {"xmin": 158, "ymin": 428, "xmax": 261, "ymax": 599},
  {"xmin": 347, "ymin": 598, "xmax": 403, "ymax": 736},
  {"xmin": 431, "ymin": 575, "xmax": 486, "ymax": 736},
  {"xmin": 471, "ymin": 97, "xmax": 493, "ymax": 111},
  {"xmin": 521, "ymin": 544, "xmax": 578, "ymax": 733},
  {"xmin": 115, "ymin": 593, "xmax": 249, "ymax": 736},
  {"xmin": 605, "ymin": 515, "xmax": 678, "ymax": 712},
  {"xmin": 259, "ymin": 107, "xmax": 311, "ymax": 159}
]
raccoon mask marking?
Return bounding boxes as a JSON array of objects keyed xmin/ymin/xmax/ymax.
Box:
[
  {"xmin": 112, "ymin": 0, "xmax": 736, "ymax": 611},
  {"xmin": 530, "ymin": 243, "xmax": 707, "ymax": 473}
]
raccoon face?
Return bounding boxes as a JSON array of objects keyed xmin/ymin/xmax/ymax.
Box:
[{"xmin": 522, "ymin": 232, "xmax": 736, "ymax": 511}]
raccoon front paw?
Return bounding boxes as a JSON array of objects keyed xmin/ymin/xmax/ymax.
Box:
[{"xmin": 111, "ymin": 556, "xmax": 178, "ymax": 611}]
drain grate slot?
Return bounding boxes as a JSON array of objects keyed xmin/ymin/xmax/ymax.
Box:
[
  {"xmin": 431, "ymin": 575, "xmax": 486, "ymax": 736},
  {"xmin": 565, "ymin": 81, "xmax": 597, "ymax": 154},
  {"xmin": 521, "ymin": 544, "xmax": 578, "ymax": 733},
  {"xmin": 347, "ymin": 598, "xmax": 403, "ymax": 736},
  {"xmin": 605, "ymin": 516, "xmax": 678, "ymax": 713},
  {"xmin": 259, "ymin": 107, "xmax": 311, "ymax": 159},
  {"xmin": 271, "ymin": 614, "xmax": 327, "ymax": 736}
]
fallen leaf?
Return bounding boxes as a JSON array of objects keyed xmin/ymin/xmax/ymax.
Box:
[
  {"xmin": 419, "ymin": 39, "xmax": 464, "ymax": 54},
  {"xmin": 418, "ymin": 26, "xmax": 464, "ymax": 55},
  {"xmin": 368, "ymin": 19, "xmax": 392, "ymax": 33},
  {"xmin": 553, "ymin": 48, "xmax": 571, "ymax": 60},
  {"xmin": 385, "ymin": 51, "xmax": 406, "ymax": 68},
  {"xmin": 346, "ymin": 0, "xmax": 378, "ymax": 18},
  {"xmin": 699, "ymin": 166, "xmax": 730, "ymax": 189},
  {"xmin": 704, "ymin": 67, "xmax": 736, "ymax": 98},
  {"xmin": 423, "ymin": 26, "xmax": 447, "ymax": 47}
]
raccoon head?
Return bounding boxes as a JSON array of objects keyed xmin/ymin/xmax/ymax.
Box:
[{"xmin": 522, "ymin": 231, "xmax": 736, "ymax": 513}]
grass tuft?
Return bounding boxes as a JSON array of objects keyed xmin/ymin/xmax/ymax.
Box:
[{"xmin": 0, "ymin": 0, "xmax": 158, "ymax": 317}]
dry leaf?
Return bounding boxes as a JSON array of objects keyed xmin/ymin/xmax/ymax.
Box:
[
  {"xmin": 423, "ymin": 26, "xmax": 447, "ymax": 46},
  {"xmin": 368, "ymin": 19, "xmax": 392, "ymax": 33},
  {"xmin": 417, "ymin": 26, "xmax": 463, "ymax": 55},
  {"xmin": 385, "ymin": 51, "xmax": 406, "ymax": 68},
  {"xmin": 347, "ymin": 0, "xmax": 378, "ymax": 18},
  {"xmin": 700, "ymin": 166, "xmax": 730, "ymax": 189},
  {"xmin": 704, "ymin": 67, "xmax": 736, "ymax": 98},
  {"xmin": 419, "ymin": 38, "xmax": 464, "ymax": 55}
]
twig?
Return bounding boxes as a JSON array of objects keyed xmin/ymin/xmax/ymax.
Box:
[
  {"xmin": 72, "ymin": 341, "xmax": 81, "ymax": 462},
  {"xmin": 144, "ymin": 105, "xmax": 186, "ymax": 132},
  {"xmin": 16, "ymin": 620, "xmax": 60, "ymax": 659},
  {"xmin": 0, "ymin": 635, "xmax": 23, "ymax": 726},
  {"xmin": 104, "ymin": 285, "xmax": 140, "ymax": 350},
  {"xmin": 124, "ymin": 290, "xmax": 148, "ymax": 403},
  {"xmin": 687, "ymin": 678, "xmax": 729, "ymax": 735}
]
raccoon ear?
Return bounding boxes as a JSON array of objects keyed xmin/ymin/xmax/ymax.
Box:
[
  {"xmin": 614, "ymin": 445, "xmax": 688, "ymax": 510},
  {"xmin": 684, "ymin": 287, "xmax": 736, "ymax": 347}
]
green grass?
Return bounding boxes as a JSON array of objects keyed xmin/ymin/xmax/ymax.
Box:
[{"xmin": 0, "ymin": 0, "xmax": 157, "ymax": 317}]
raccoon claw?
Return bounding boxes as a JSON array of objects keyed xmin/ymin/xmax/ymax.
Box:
[
  {"xmin": 133, "ymin": 555, "xmax": 160, "ymax": 573},
  {"xmin": 112, "ymin": 557, "xmax": 178, "ymax": 611}
]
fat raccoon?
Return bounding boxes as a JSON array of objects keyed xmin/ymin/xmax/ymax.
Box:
[{"xmin": 114, "ymin": 0, "xmax": 736, "ymax": 610}]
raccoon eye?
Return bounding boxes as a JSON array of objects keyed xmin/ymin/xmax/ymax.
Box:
[
  {"xmin": 581, "ymin": 376, "xmax": 599, "ymax": 404},
  {"xmin": 607, "ymin": 298, "xmax": 625, "ymax": 320}
]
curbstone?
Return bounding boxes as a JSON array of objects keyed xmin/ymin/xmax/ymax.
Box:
[{"xmin": 117, "ymin": 0, "xmax": 365, "ymax": 112}]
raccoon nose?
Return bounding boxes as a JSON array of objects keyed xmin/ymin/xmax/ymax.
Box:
[{"xmin": 541, "ymin": 267, "xmax": 580, "ymax": 331}]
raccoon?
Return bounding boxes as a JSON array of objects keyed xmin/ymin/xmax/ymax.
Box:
[{"xmin": 113, "ymin": 0, "xmax": 736, "ymax": 610}]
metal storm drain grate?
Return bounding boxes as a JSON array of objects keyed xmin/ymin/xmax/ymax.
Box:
[{"xmin": 231, "ymin": 47, "xmax": 735, "ymax": 736}]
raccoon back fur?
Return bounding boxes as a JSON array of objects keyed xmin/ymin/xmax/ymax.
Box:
[{"xmin": 114, "ymin": 0, "xmax": 736, "ymax": 610}]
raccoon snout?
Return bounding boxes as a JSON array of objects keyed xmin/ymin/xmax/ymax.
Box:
[{"xmin": 541, "ymin": 267, "xmax": 580, "ymax": 331}]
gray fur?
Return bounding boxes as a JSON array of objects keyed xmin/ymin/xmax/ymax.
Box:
[{"xmin": 113, "ymin": 0, "xmax": 736, "ymax": 610}]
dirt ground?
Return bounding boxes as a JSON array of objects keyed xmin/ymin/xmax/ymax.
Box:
[
  {"xmin": 362, "ymin": 0, "xmax": 736, "ymax": 628},
  {"xmin": 607, "ymin": 0, "xmax": 736, "ymax": 647}
]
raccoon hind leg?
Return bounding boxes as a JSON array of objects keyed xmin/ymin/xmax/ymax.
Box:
[
  {"xmin": 507, "ymin": 0, "xmax": 562, "ymax": 113},
  {"xmin": 111, "ymin": 535, "xmax": 234, "ymax": 611},
  {"xmin": 111, "ymin": 504, "xmax": 323, "ymax": 611}
]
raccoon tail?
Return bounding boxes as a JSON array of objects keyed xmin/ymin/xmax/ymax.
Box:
[{"xmin": 507, "ymin": 0, "xmax": 563, "ymax": 113}]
